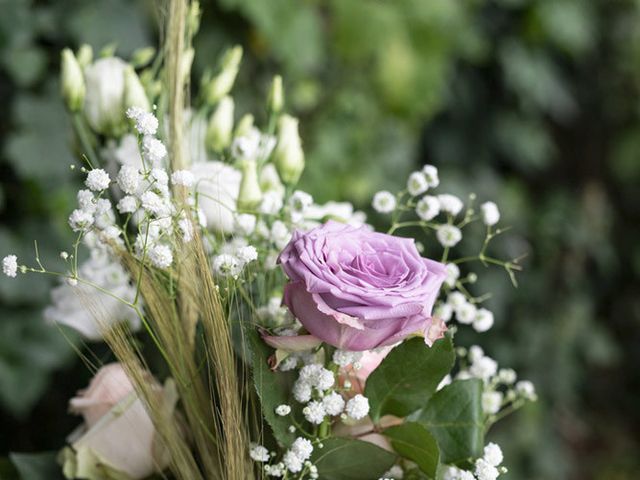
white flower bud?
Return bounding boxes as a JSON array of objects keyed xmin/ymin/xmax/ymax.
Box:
[
  {"xmin": 84, "ymin": 57, "xmax": 128, "ymax": 135},
  {"xmin": 203, "ymin": 46, "xmax": 242, "ymax": 105},
  {"xmin": 60, "ymin": 48, "xmax": 85, "ymax": 112},
  {"xmin": 123, "ymin": 66, "xmax": 150, "ymax": 113},
  {"xmin": 206, "ymin": 96, "xmax": 234, "ymax": 152},
  {"xmin": 237, "ymin": 159, "xmax": 263, "ymax": 211},
  {"xmin": 234, "ymin": 113, "xmax": 255, "ymax": 138},
  {"xmin": 267, "ymin": 75, "xmax": 284, "ymax": 113},
  {"xmin": 273, "ymin": 115, "xmax": 304, "ymax": 185},
  {"xmin": 76, "ymin": 44, "xmax": 93, "ymax": 68},
  {"xmin": 480, "ymin": 201, "xmax": 500, "ymax": 226}
]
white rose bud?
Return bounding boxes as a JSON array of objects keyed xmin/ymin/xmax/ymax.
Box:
[
  {"xmin": 60, "ymin": 48, "xmax": 85, "ymax": 112},
  {"xmin": 206, "ymin": 96, "xmax": 234, "ymax": 152},
  {"xmin": 203, "ymin": 45, "xmax": 242, "ymax": 105},
  {"xmin": 267, "ymin": 75, "xmax": 284, "ymax": 114},
  {"xmin": 62, "ymin": 364, "xmax": 174, "ymax": 480},
  {"xmin": 273, "ymin": 114, "xmax": 304, "ymax": 185},
  {"xmin": 83, "ymin": 57, "xmax": 128, "ymax": 135},
  {"xmin": 124, "ymin": 66, "xmax": 150, "ymax": 112},
  {"xmin": 237, "ymin": 159, "xmax": 263, "ymax": 210}
]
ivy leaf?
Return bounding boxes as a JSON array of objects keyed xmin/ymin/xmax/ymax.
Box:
[
  {"xmin": 417, "ymin": 379, "xmax": 484, "ymax": 464},
  {"xmin": 311, "ymin": 438, "xmax": 396, "ymax": 480},
  {"xmin": 9, "ymin": 452, "xmax": 64, "ymax": 480},
  {"xmin": 384, "ymin": 422, "xmax": 439, "ymax": 478},
  {"xmin": 248, "ymin": 329, "xmax": 296, "ymax": 446},
  {"xmin": 365, "ymin": 337, "xmax": 455, "ymax": 422}
]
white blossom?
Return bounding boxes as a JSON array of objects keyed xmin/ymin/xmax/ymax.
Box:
[
  {"xmin": 498, "ymin": 369, "xmax": 517, "ymax": 385},
  {"xmin": 236, "ymin": 245, "xmax": 258, "ymax": 265},
  {"xmin": 69, "ymin": 209, "xmax": 94, "ymax": 231},
  {"xmin": 283, "ymin": 451, "xmax": 303, "ymax": 473},
  {"xmin": 140, "ymin": 191, "xmax": 171, "ymax": 217},
  {"xmin": 117, "ymin": 196, "xmax": 138, "ymax": 214},
  {"xmin": 437, "ymin": 194, "xmax": 463, "ymax": 216},
  {"xmin": 270, "ymin": 221, "xmax": 291, "ymax": 250},
  {"xmin": 455, "ymin": 302, "xmax": 477, "ymax": 324},
  {"xmin": 293, "ymin": 380, "xmax": 312, "ymax": 403},
  {"xmin": 473, "ymin": 308, "xmax": 495, "ymax": 332},
  {"xmin": 265, "ymin": 463, "xmax": 285, "ymax": 477},
  {"xmin": 148, "ymin": 244, "xmax": 173, "ymax": 269},
  {"xmin": 291, "ymin": 437, "xmax": 313, "ymax": 461},
  {"xmin": 142, "ymin": 136, "xmax": 167, "ymax": 165},
  {"xmin": 447, "ymin": 291, "xmax": 467, "ymax": 308},
  {"xmin": 2, "ymin": 255, "xmax": 18, "ymax": 278},
  {"xmin": 322, "ymin": 392, "xmax": 345, "ymax": 416},
  {"xmin": 516, "ymin": 380, "xmax": 537, "ymax": 400},
  {"xmin": 117, "ymin": 165, "xmax": 141, "ymax": 194},
  {"xmin": 171, "ymin": 170, "xmax": 195, "ymax": 187},
  {"xmin": 468, "ymin": 345, "xmax": 484, "ymax": 363},
  {"xmin": 475, "ymin": 458, "xmax": 500, "ymax": 480},
  {"xmin": 275, "ymin": 404, "xmax": 291, "ymax": 416},
  {"xmin": 126, "ymin": 107, "xmax": 158, "ymax": 136},
  {"xmin": 482, "ymin": 390, "xmax": 503, "ymax": 415},
  {"xmin": 77, "ymin": 189, "xmax": 96, "ymax": 212},
  {"xmin": 381, "ymin": 465, "xmax": 404, "ymax": 479},
  {"xmin": 213, "ymin": 254, "xmax": 241, "ymax": 277},
  {"xmin": 249, "ymin": 444, "xmax": 270, "ymax": 462},
  {"xmin": 422, "ymin": 165, "xmax": 439, "ymax": 187},
  {"xmin": 332, "ymin": 350, "xmax": 362, "ymax": 367},
  {"xmin": 372, "ymin": 191, "xmax": 396, "ymax": 214},
  {"xmin": 85, "ymin": 169, "xmax": 111, "ymax": 191},
  {"xmin": 407, "ymin": 171, "xmax": 429, "ymax": 196},
  {"xmin": 436, "ymin": 224, "xmax": 462, "ymax": 247},
  {"xmin": 483, "ymin": 443, "xmax": 504, "ymax": 467},
  {"xmin": 434, "ymin": 302, "xmax": 453, "ymax": 322},
  {"xmin": 303, "ymin": 400, "xmax": 326, "ymax": 425},
  {"xmin": 289, "ymin": 190, "xmax": 313, "ymax": 214},
  {"xmin": 470, "ymin": 356, "xmax": 498, "ymax": 381},
  {"xmin": 345, "ymin": 394, "xmax": 370, "ymax": 420},
  {"xmin": 191, "ymin": 161, "xmax": 241, "ymax": 233},
  {"xmin": 260, "ymin": 190, "xmax": 284, "ymax": 215},
  {"xmin": 234, "ymin": 214, "xmax": 256, "ymax": 236},
  {"xmin": 480, "ymin": 201, "xmax": 500, "ymax": 226},
  {"xmin": 416, "ymin": 195, "xmax": 440, "ymax": 221},
  {"xmin": 444, "ymin": 263, "xmax": 460, "ymax": 288}
]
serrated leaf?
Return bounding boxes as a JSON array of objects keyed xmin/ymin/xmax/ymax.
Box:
[
  {"xmin": 311, "ymin": 438, "xmax": 396, "ymax": 480},
  {"xmin": 417, "ymin": 379, "xmax": 484, "ymax": 464},
  {"xmin": 248, "ymin": 328, "xmax": 296, "ymax": 446},
  {"xmin": 365, "ymin": 337, "xmax": 455, "ymax": 422},
  {"xmin": 384, "ymin": 422, "xmax": 439, "ymax": 478}
]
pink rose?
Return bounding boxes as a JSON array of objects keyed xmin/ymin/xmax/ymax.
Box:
[{"xmin": 278, "ymin": 221, "xmax": 447, "ymax": 351}]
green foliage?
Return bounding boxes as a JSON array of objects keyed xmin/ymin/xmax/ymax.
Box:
[
  {"xmin": 384, "ymin": 423, "xmax": 440, "ymax": 478},
  {"xmin": 365, "ymin": 337, "xmax": 455, "ymax": 422},
  {"xmin": 310, "ymin": 438, "xmax": 396, "ymax": 480},
  {"xmin": 9, "ymin": 452, "xmax": 64, "ymax": 480},
  {"xmin": 417, "ymin": 379, "xmax": 484, "ymax": 465}
]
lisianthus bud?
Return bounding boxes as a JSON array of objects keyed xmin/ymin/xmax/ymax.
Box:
[
  {"xmin": 237, "ymin": 159, "xmax": 263, "ymax": 210},
  {"xmin": 124, "ymin": 66, "xmax": 150, "ymax": 112},
  {"xmin": 84, "ymin": 57, "xmax": 128, "ymax": 135},
  {"xmin": 206, "ymin": 96, "xmax": 234, "ymax": 152},
  {"xmin": 234, "ymin": 113, "xmax": 255, "ymax": 138},
  {"xmin": 130, "ymin": 47, "xmax": 155, "ymax": 68},
  {"xmin": 267, "ymin": 75, "xmax": 284, "ymax": 114},
  {"xmin": 203, "ymin": 46, "xmax": 242, "ymax": 105},
  {"xmin": 60, "ymin": 48, "xmax": 86, "ymax": 112},
  {"xmin": 76, "ymin": 44, "xmax": 93, "ymax": 68},
  {"xmin": 273, "ymin": 115, "xmax": 304, "ymax": 185}
]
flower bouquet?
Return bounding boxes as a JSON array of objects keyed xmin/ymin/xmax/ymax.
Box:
[{"xmin": 2, "ymin": 2, "xmax": 535, "ymax": 479}]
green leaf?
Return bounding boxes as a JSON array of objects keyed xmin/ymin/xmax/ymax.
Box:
[
  {"xmin": 365, "ymin": 337, "xmax": 455, "ymax": 422},
  {"xmin": 384, "ymin": 422, "xmax": 439, "ymax": 478},
  {"xmin": 248, "ymin": 329, "xmax": 296, "ymax": 446},
  {"xmin": 311, "ymin": 438, "xmax": 396, "ymax": 480},
  {"xmin": 9, "ymin": 452, "xmax": 64, "ymax": 480},
  {"xmin": 417, "ymin": 379, "xmax": 484, "ymax": 464}
]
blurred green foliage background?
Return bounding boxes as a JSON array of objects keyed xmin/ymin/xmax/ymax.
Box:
[{"xmin": 1, "ymin": 0, "xmax": 639, "ymax": 478}]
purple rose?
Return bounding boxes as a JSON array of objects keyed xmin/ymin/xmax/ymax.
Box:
[{"xmin": 278, "ymin": 221, "xmax": 447, "ymax": 351}]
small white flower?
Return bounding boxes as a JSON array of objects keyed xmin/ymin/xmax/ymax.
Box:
[
  {"xmin": 473, "ymin": 308, "xmax": 495, "ymax": 332},
  {"xmin": 444, "ymin": 263, "xmax": 460, "ymax": 288},
  {"xmin": 468, "ymin": 345, "xmax": 484, "ymax": 363},
  {"xmin": 275, "ymin": 404, "xmax": 291, "ymax": 416},
  {"xmin": 117, "ymin": 165, "xmax": 140, "ymax": 194},
  {"xmin": 515, "ymin": 380, "xmax": 537, "ymax": 400},
  {"xmin": 289, "ymin": 190, "xmax": 313, "ymax": 213},
  {"xmin": 303, "ymin": 400, "xmax": 326, "ymax": 424},
  {"xmin": 416, "ymin": 195, "xmax": 440, "ymax": 221},
  {"xmin": 140, "ymin": 191, "xmax": 171, "ymax": 217},
  {"xmin": 270, "ymin": 220, "xmax": 291, "ymax": 250},
  {"xmin": 236, "ymin": 245, "xmax": 258, "ymax": 265},
  {"xmin": 265, "ymin": 463, "xmax": 285, "ymax": 477},
  {"xmin": 178, "ymin": 217, "xmax": 194, "ymax": 243},
  {"xmin": 475, "ymin": 458, "xmax": 500, "ymax": 480},
  {"xmin": 68, "ymin": 209, "xmax": 94, "ymax": 231},
  {"xmin": 231, "ymin": 129, "xmax": 261, "ymax": 160},
  {"xmin": 148, "ymin": 244, "xmax": 173, "ymax": 269},
  {"xmin": 447, "ymin": 291, "xmax": 466, "ymax": 308},
  {"xmin": 291, "ymin": 437, "xmax": 313, "ymax": 461},
  {"xmin": 117, "ymin": 195, "xmax": 138, "ymax": 214},
  {"xmin": 345, "ymin": 394, "xmax": 370, "ymax": 420},
  {"xmin": 372, "ymin": 191, "xmax": 396, "ymax": 214},
  {"xmin": 407, "ymin": 171, "xmax": 429, "ymax": 196},
  {"xmin": 293, "ymin": 380, "xmax": 312, "ymax": 403},
  {"xmin": 434, "ymin": 302, "xmax": 453, "ymax": 322},
  {"xmin": 234, "ymin": 214, "xmax": 256, "ymax": 236},
  {"xmin": 381, "ymin": 465, "xmax": 404, "ymax": 479},
  {"xmin": 126, "ymin": 107, "xmax": 158, "ymax": 135},
  {"xmin": 279, "ymin": 356, "xmax": 298, "ymax": 372},
  {"xmin": 213, "ymin": 254, "xmax": 241, "ymax": 277},
  {"xmin": 482, "ymin": 390, "xmax": 503, "ymax": 415},
  {"xmin": 171, "ymin": 169, "xmax": 195, "ymax": 187},
  {"xmin": 422, "ymin": 165, "xmax": 439, "ymax": 187},
  {"xmin": 249, "ymin": 444, "xmax": 270, "ymax": 462},
  {"xmin": 2, "ymin": 255, "xmax": 18, "ymax": 278},
  {"xmin": 498, "ymin": 368, "xmax": 517, "ymax": 385},
  {"xmin": 85, "ymin": 169, "xmax": 111, "ymax": 191},
  {"xmin": 77, "ymin": 189, "xmax": 96, "ymax": 212},
  {"xmin": 470, "ymin": 356, "xmax": 498, "ymax": 381},
  {"xmin": 480, "ymin": 201, "xmax": 500, "ymax": 226},
  {"xmin": 483, "ymin": 442, "xmax": 504, "ymax": 467},
  {"xmin": 322, "ymin": 391, "xmax": 346, "ymax": 416},
  {"xmin": 150, "ymin": 168, "xmax": 169, "ymax": 189},
  {"xmin": 332, "ymin": 350, "xmax": 362, "ymax": 367},
  {"xmin": 260, "ymin": 191, "xmax": 284, "ymax": 215},
  {"xmin": 283, "ymin": 451, "xmax": 303, "ymax": 473},
  {"xmin": 455, "ymin": 302, "xmax": 477, "ymax": 324},
  {"xmin": 436, "ymin": 224, "xmax": 462, "ymax": 247},
  {"xmin": 437, "ymin": 194, "xmax": 464, "ymax": 216},
  {"xmin": 142, "ymin": 135, "xmax": 167, "ymax": 165}
]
